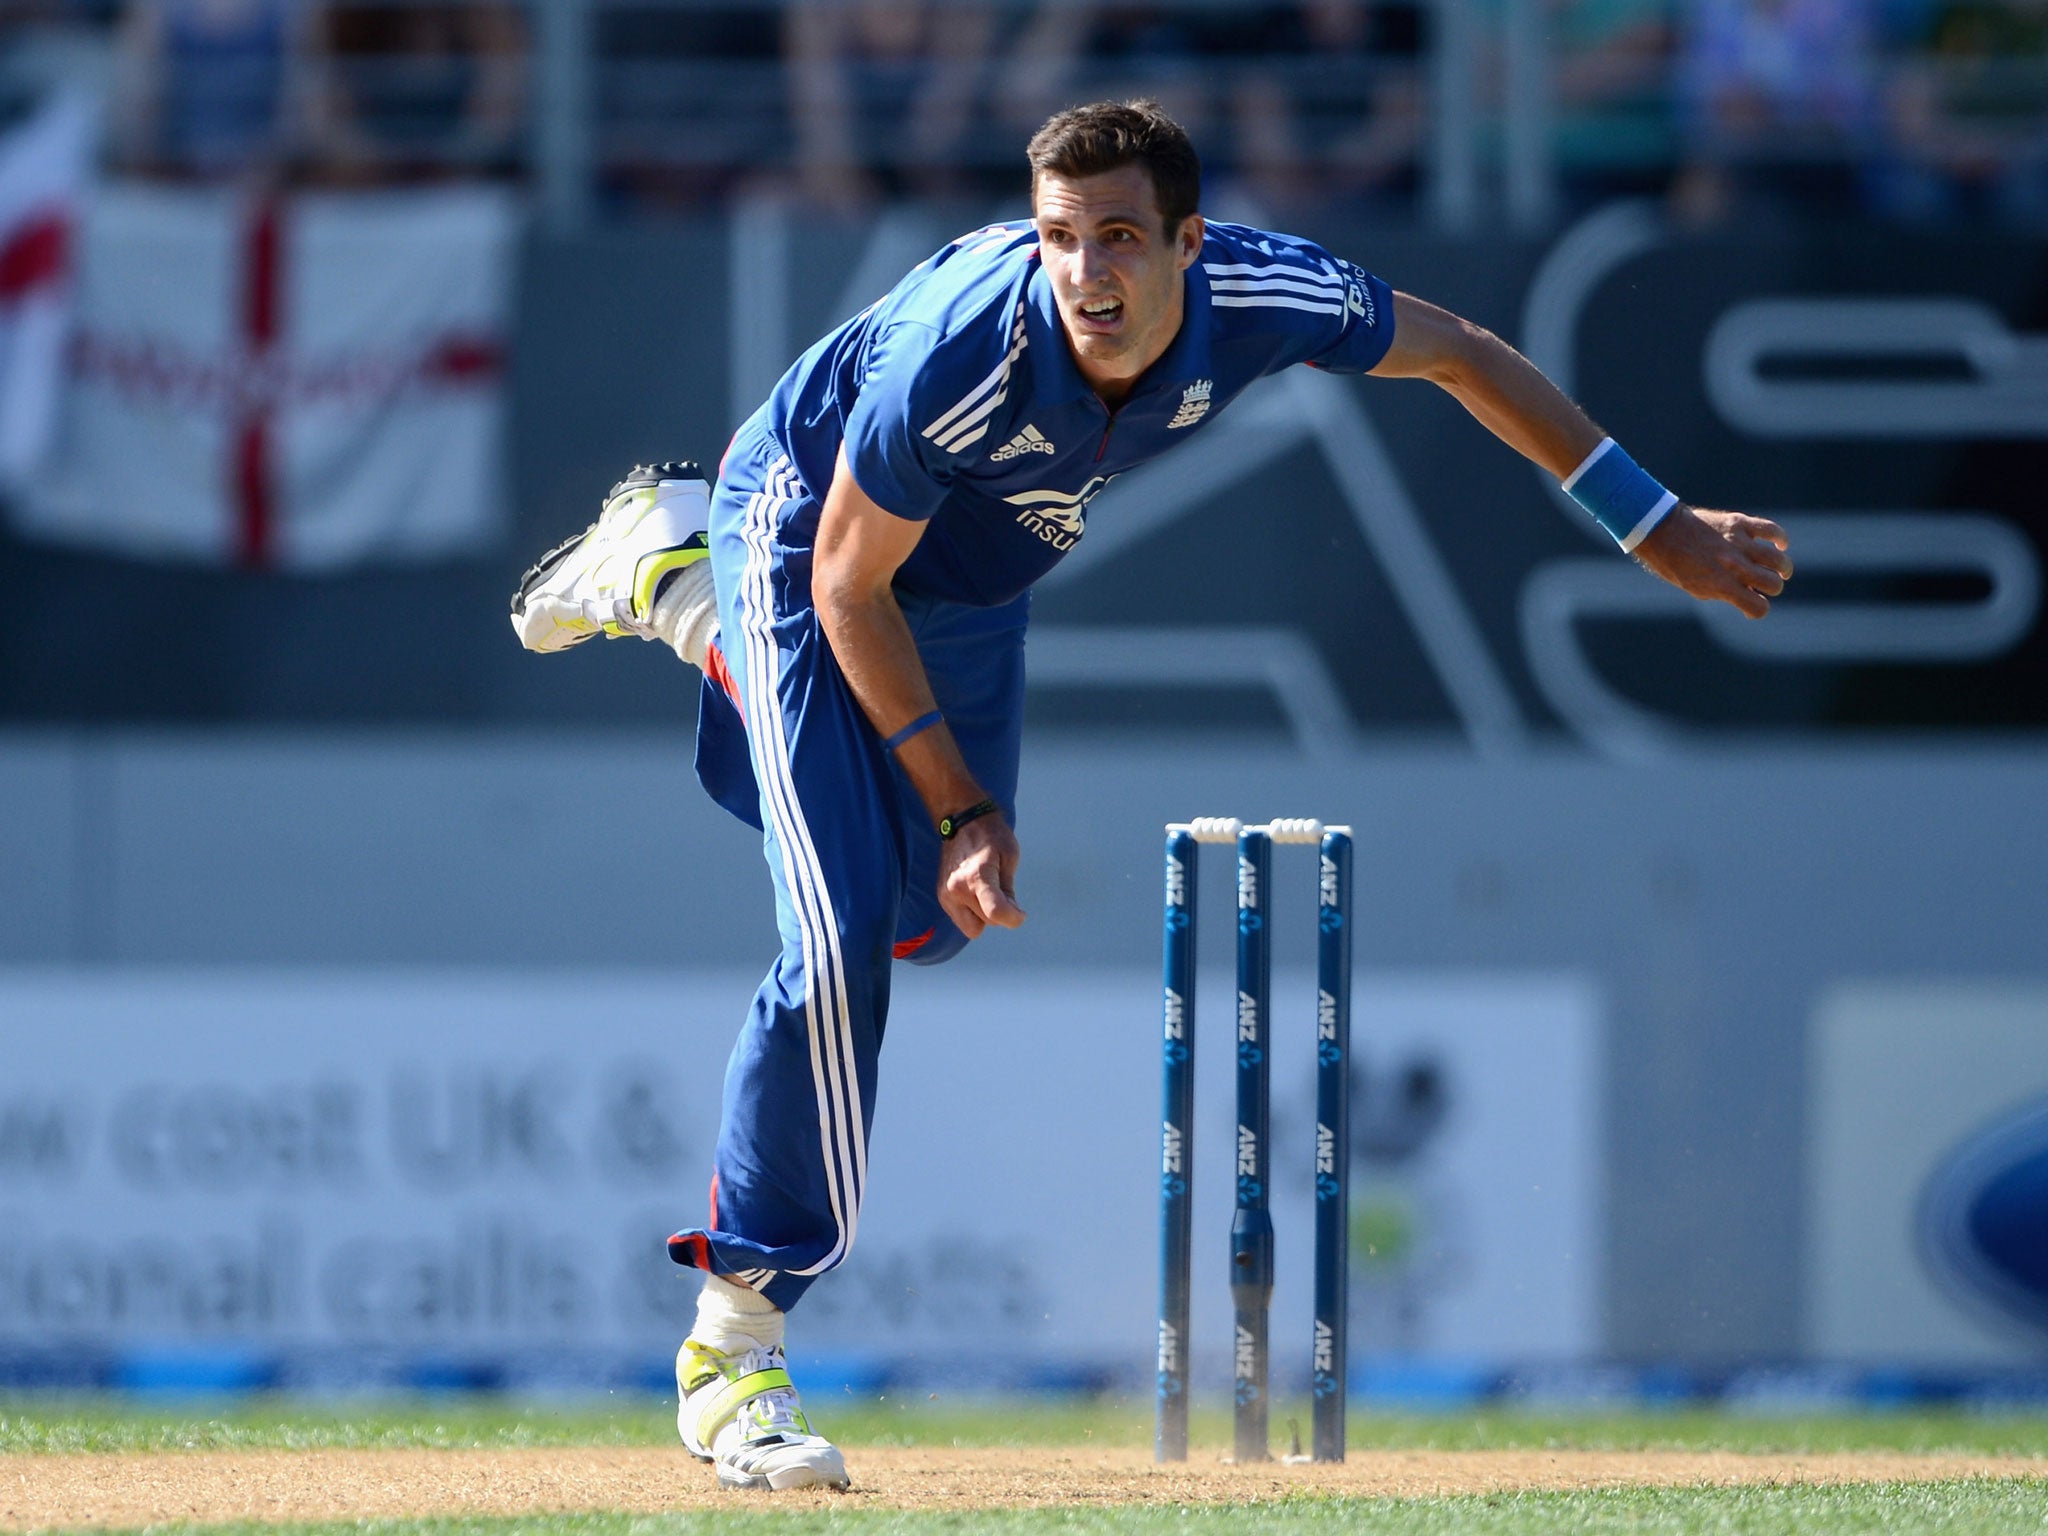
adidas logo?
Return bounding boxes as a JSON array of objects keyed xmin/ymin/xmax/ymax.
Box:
[
  {"xmin": 1167, "ymin": 379, "xmax": 1213, "ymax": 429},
  {"xmin": 991, "ymin": 424, "xmax": 1057, "ymax": 462}
]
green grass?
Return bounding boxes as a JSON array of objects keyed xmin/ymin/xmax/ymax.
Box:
[
  {"xmin": 21, "ymin": 1483, "xmax": 2048, "ymax": 1536},
  {"xmin": 8, "ymin": 1395, "xmax": 2048, "ymax": 1458},
  {"xmin": 7, "ymin": 1398, "xmax": 2048, "ymax": 1535}
]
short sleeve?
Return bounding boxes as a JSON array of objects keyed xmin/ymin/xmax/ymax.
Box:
[
  {"xmin": 1297, "ymin": 258, "xmax": 1396, "ymax": 376},
  {"xmin": 1208, "ymin": 222, "xmax": 1399, "ymax": 379},
  {"xmin": 842, "ymin": 320, "xmax": 978, "ymax": 521}
]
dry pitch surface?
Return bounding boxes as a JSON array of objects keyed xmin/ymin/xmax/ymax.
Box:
[{"xmin": 9, "ymin": 1445, "xmax": 2047, "ymax": 1527}]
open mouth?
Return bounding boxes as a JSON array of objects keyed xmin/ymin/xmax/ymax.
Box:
[{"xmin": 1076, "ymin": 295, "xmax": 1124, "ymax": 330}]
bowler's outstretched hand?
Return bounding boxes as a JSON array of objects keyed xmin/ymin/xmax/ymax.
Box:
[
  {"xmin": 941, "ymin": 816, "xmax": 1026, "ymax": 940},
  {"xmin": 1634, "ymin": 505, "xmax": 1794, "ymax": 618}
]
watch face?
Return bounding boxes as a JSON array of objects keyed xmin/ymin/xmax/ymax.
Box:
[{"xmin": 940, "ymin": 800, "xmax": 994, "ymax": 841}]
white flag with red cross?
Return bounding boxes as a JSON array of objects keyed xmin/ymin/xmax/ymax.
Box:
[
  {"xmin": 0, "ymin": 89, "xmax": 92, "ymax": 491},
  {"xmin": 14, "ymin": 181, "xmax": 520, "ymax": 570}
]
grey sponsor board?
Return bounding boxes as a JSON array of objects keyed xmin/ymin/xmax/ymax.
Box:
[{"xmin": 0, "ymin": 966, "xmax": 1599, "ymax": 1376}]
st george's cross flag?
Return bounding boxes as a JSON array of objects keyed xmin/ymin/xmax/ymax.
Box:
[
  {"xmin": 0, "ymin": 89, "xmax": 91, "ymax": 492},
  {"xmin": 14, "ymin": 182, "xmax": 519, "ymax": 570}
]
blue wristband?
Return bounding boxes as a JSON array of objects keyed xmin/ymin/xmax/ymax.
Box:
[
  {"xmin": 1563, "ymin": 438, "xmax": 1678, "ymax": 553},
  {"xmin": 882, "ymin": 709, "xmax": 944, "ymax": 752}
]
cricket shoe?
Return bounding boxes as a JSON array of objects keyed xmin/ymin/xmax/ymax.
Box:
[
  {"xmin": 676, "ymin": 1337, "xmax": 850, "ymax": 1492},
  {"xmin": 510, "ymin": 462, "xmax": 715, "ymax": 658}
]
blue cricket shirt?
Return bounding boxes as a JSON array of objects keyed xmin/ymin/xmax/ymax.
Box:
[{"xmin": 746, "ymin": 218, "xmax": 1397, "ymax": 608}]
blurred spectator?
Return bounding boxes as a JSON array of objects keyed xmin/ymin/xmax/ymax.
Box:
[
  {"xmin": 305, "ymin": 0, "xmax": 526, "ymax": 184},
  {"xmin": 110, "ymin": 0, "xmax": 308, "ymax": 180},
  {"xmin": 1879, "ymin": 0, "xmax": 2048, "ymax": 226},
  {"xmin": 1215, "ymin": 0, "xmax": 1425, "ymax": 211},
  {"xmin": 1673, "ymin": 0, "xmax": 1881, "ymax": 221},
  {"xmin": 1294, "ymin": 0, "xmax": 1426, "ymax": 207},
  {"xmin": 3, "ymin": 1, "xmax": 121, "ymax": 123},
  {"xmin": 594, "ymin": 4, "xmax": 783, "ymax": 210},
  {"xmin": 1549, "ymin": 0, "xmax": 1680, "ymax": 199},
  {"xmin": 783, "ymin": 0, "xmax": 998, "ymax": 214},
  {"xmin": 994, "ymin": 4, "xmax": 1235, "ymax": 167},
  {"xmin": 998, "ymin": 2, "xmax": 1424, "ymax": 212}
]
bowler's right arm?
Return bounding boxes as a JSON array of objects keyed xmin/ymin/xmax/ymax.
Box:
[{"xmin": 810, "ymin": 445, "xmax": 1026, "ymax": 939}]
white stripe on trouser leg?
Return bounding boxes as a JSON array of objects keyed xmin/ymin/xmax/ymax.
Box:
[
  {"xmin": 737, "ymin": 461, "xmax": 860, "ymax": 1273},
  {"xmin": 753, "ymin": 457, "xmax": 871, "ymax": 1253},
  {"xmin": 734, "ymin": 456, "xmax": 869, "ymax": 1276},
  {"xmin": 732, "ymin": 471, "xmax": 851, "ymax": 1265},
  {"xmin": 738, "ymin": 460, "xmax": 861, "ymax": 1271}
]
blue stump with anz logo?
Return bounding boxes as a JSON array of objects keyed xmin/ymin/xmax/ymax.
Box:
[{"xmin": 1157, "ymin": 818, "xmax": 1352, "ymax": 1464}]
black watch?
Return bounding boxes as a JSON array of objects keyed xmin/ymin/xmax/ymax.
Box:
[{"xmin": 938, "ymin": 798, "xmax": 1000, "ymax": 840}]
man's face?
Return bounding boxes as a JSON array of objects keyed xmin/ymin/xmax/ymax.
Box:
[{"xmin": 1033, "ymin": 165, "xmax": 1204, "ymax": 399}]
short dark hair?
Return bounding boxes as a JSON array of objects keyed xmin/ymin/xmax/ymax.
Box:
[{"xmin": 1026, "ymin": 99, "xmax": 1202, "ymax": 234}]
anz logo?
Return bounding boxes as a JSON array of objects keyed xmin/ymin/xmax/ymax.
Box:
[{"xmin": 1312, "ymin": 1317, "xmax": 1337, "ymax": 1375}]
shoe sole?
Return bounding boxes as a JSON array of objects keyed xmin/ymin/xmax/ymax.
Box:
[
  {"xmin": 510, "ymin": 525, "xmax": 596, "ymax": 618},
  {"xmin": 509, "ymin": 460, "xmax": 704, "ymax": 622},
  {"xmin": 715, "ymin": 1456, "xmax": 851, "ymax": 1492},
  {"xmin": 683, "ymin": 1405, "xmax": 849, "ymax": 1492}
]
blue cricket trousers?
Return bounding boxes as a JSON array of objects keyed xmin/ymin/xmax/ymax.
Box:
[{"xmin": 666, "ymin": 425, "xmax": 1027, "ymax": 1312}]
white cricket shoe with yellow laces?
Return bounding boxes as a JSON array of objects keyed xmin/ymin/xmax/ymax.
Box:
[
  {"xmin": 676, "ymin": 1337, "xmax": 850, "ymax": 1492},
  {"xmin": 510, "ymin": 462, "xmax": 715, "ymax": 657}
]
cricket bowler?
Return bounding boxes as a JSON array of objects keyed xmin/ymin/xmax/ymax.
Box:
[{"xmin": 511, "ymin": 100, "xmax": 1792, "ymax": 1490}]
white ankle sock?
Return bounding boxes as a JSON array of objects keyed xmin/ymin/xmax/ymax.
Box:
[
  {"xmin": 650, "ymin": 560, "xmax": 720, "ymax": 670},
  {"xmin": 693, "ymin": 1273, "xmax": 784, "ymax": 1353}
]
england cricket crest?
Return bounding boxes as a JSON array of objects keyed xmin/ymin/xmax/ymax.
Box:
[{"xmin": 1167, "ymin": 378, "xmax": 1212, "ymax": 429}]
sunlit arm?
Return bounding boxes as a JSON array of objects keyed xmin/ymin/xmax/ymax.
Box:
[
  {"xmin": 811, "ymin": 445, "xmax": 1025, "ymax": 936},
  {"xmin": 1368, "ymin": 292, "xmax": 1794, "ymax": 616}
]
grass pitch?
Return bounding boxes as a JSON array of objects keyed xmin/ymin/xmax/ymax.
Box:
[
  {"xmin": 11, "ymin": 1486, "xmax": 2048, "ymax": 1536},
  {"xmin": 5, "ymin": 1397, "xmax": 2047, "ymax": 1535},
  {"xmin": 10, "ymin": 1396, "xmax": 2048, "ymax": 1456}
]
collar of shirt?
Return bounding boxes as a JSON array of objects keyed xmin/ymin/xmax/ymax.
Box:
[{"xmin": 1025, "ymin": 257, "xmax": 1214, "ymax": 411}]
